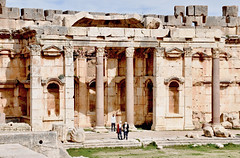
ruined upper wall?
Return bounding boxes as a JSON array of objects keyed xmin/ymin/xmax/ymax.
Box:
[{"xmin": 0, "ymin": 0, "xmax": 239, "ymax": 35}]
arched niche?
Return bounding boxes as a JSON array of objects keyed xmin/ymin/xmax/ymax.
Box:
[
  {"xmin": 168, "ymin": 81, "xmax": 179, "ymax": 114},
  {"xmin": 47, "ymin": 83, "xmax": 60, "ymax": 117},
  {"xmin": 88, "ymin": 80, "xmax": 96, "ymax": 113}
]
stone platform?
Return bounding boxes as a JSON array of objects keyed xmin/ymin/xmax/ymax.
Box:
[{"xmin": 64, "ymin": 129, "xmax": 240, "ymax": 149}]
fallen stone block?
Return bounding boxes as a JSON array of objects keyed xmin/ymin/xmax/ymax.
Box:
[
  {"xmin": 212, "ymin": 125, "xmax": 231, "ymax": 138},
  {"xmin": 0, "ymin": 122, "xmax": 31, "ymax": 132},
  {"xmin": 185, "ymin": 132, "xmax": 199, "ymax": 139},
  {"xmin": 203, "ymin": 126, "xmax": 214, "ymax": 137},
  {"xmin": 221, "ymin": 121, "xmax": 232, "ymax": 129},
  {"xmin": 52, "ymin": 124, "xmax": 67, "ymax": 143},
  {"xmin": 67, "ymin": 127, "xmax": 85, "ymax": 143}
]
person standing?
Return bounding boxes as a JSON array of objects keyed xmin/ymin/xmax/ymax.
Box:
[
  {"xmin": 123, "ymin": 122, "xmax": 129, "ymax": 140},
  {"xmin": 117, "ymin": 121, "xmax": 122, "ymax": 140},
  {"xmin": 111, "ymin": 114, "xmax": 116, "ymax": 132}
]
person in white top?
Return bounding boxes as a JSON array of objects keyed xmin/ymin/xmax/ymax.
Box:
[{"xmin": 111, "ymin": 114, "xmax": 116, "ymax": 132}]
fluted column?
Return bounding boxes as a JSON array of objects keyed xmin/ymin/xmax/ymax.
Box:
[
  {"xmin": 94, "ymin": 47, "xmax": 108, "ymax": 133},
  {"xmin": 30, "ymin": 45, "xmax": 43, "ymax": 131},
  {"xmin": 212, "ymin": 48, "xmax": 220, "ymax": 125},
  {"xmin": 183, "ymin": 47, "xmax": 194, "ymax": 129},
  {"xmin": 126, "ymin": 47, "xmax": 137, "ymax": 131},
  {"xmin": 152, "ymin": 47, "xmax": 166, "ymax": 131}
]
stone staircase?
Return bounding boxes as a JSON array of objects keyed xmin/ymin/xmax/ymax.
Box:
[{"xmin": 64, "ymin": 137, "xmax": 240, "ymax": 149}]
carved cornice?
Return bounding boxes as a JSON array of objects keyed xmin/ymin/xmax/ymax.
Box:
[
  {"xmin": 30, "ymin": 45, "xmax": 41, "ymax": 56},
  {"xmin": 126, "ymin": 47, "xmax": 135, "ymax": 58},
  {"xmin": 219, "ymin": 51, "xmax": 232, "ymax": 61},
  {"xmin": 165, "ymin": 47, "xmax": 184, "ymax": 58},
  {"xmin": 96, "ymin": 47, "xmax": 105, "ymax": 57},
  {"xmin": 64, "ymin": 45, "xmax": 73, "ymax": 58}
]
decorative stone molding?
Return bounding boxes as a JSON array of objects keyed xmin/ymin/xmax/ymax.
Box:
[
  {"xmin": 192, "ymin": 52, "xmax": 210, "ymax": 59},
  {"xmin": 126, "ymin": 47, "xmax": 135, "ymax": 58},
  {"xmin": 164, "ymin": 77, "xmax": 185, "ymax": 85},
  {"xmin": 41, "ymin": 78, "xmax": 65, "ymax": 86},
  {"xmin": 42, "ymin": 45, "xmax": 62, "ymax": 56},
  {"xmin": 96, "ymin": 47, "xmax": 105, "ymax": 57},
  {"xmin": 154, "ymin": 47, "xmax": 165, "ymax": 57},
  {"xmin": 212, "ymin": 48, "xmax": 220, "ymax": 58},
  {"xmin": 30, "ymin": 45, "xmax": 41, "ymax": 56},
  {"xmin": 165, "ymin": 47, "xmax": 184, "ymax": 58},
  {"xmin": 219, "ymin": 52, "xmax": 232, "ymax": 61},
  {"xmin": 183, "ymin": 47, "xmax": 192, "ymax": 57},
  {"xmin": 220, "ymin": 81, "xmax": 232, "ymax": 87},
  {"xmin": 64, "ymin": 45, "xmax": 73, "ymax": 58}
]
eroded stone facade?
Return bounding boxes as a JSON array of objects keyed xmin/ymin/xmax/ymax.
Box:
[{"xmin": 0, "ymin": 0, "xmax": 240, "ymax": 131}]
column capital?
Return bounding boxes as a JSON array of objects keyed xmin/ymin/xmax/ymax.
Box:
[
  {"xmin": 183, "ymin": 47, "xmax": 192, "ymax": 57},
  {"xmin": 154, "ymin": 47, "xmax": 165, "ymax": 57},
  {"xmin": 30, "ymin": 45, "xmax": 41, "ymax": 56},
  {"xmin": 126, "ymin": 47, "xmax": 135, "ymax": 58},
  {"xmin": 64, "ymin": 46, "xmax": 73, "ymax": 58},
  {"xmin": 96, "ymin": 47, "xmax": 105, "ymax": 57},
  {"xmin": 212, "ymin": 48, "xmax": 220, "ymax": 58}
]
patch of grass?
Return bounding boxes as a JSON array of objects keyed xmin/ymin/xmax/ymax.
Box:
[
  {"xmin": 143, "ymin": 142, "xmax": 157, "ymax": 150},
  {"xmin": 191, "ymin": 153, "xmax": 203, "ymax": 156},
  {"xmin": 223, "ymin": 143, "xmax": 240, "ymax": 150},
  {"xmin": 166, "ymin": 144, "xmax": 218, "ymax": 152},
  {"xmin": 84, "ymin": 128, "xmax": 93, "ymax": 132}
]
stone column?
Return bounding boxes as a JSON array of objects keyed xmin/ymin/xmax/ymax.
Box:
[
  {"xmin": 212, "ymin": 48, "xmax": 221, "ymax": 125},
  {"xmin": 183, "ymin": 47, "xmax": 194, "ymax": 129},
  {"xmin": 151, "ymin": 47, "xmax": 166, "ymax": 131},
  {"xmin": 94, "ymin": 47, "xmax": 108, "ymax": 133},
  {"xmin": 64, "ymin": 46, "xmax": 74, "ymax": 129},
  {"xmin": 30, "ymin": 45, "xmax": 43, "ymax": 131},
  {"xmin": 125, "ymin": 47, "xmax": 137, "ymax": 131}
]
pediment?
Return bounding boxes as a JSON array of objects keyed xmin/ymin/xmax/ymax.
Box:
[
  {"xmin": 42, "ymin": 45, "xmax": 62, "ymax": 56},
  {"xmin": 192, "ymin": 52, "xmax": 209, "ymax": 58},
  {"xmin": 165, "ymin": 47, "xmax": 184, "ymax": 58}
]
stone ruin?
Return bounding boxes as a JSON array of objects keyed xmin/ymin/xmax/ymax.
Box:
[{"xmin": 0, "ymin": 0, "xmax": 239, "ymax": 133}]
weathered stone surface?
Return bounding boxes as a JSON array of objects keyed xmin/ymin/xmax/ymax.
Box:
[
  {"xmin": 44, "ymin": 10, "xmax": 63, "ymax": 21},
  {"xmin": 0, "ymin": 113, "xmax": 5, "ymax": 123},
  {"xmin": 144, "ymin": 17, "xmax": 162, "ymax": 29},
  {"xmin": 185, "ymin": 132, "xmax": 199, "ymax": 139},
  {"xmin": 215, "ymin": 143, "xmax": 224, "ymax": 148},
  {"xmin": 203, "ymin": 126, "xmax": 214, "ymax": 137},
  {"xmin": 67, "ymin": 127, "xmax": 85, "ymax": 143},
  {"xmin": 7, "ymin": 7, "xmax": 20, "ymax": 19},
  {"xmin": 194, "ymin": 5, "xmax": 208, "ymax": 16},
  {"xmin": 0, "ymin": 0, "xmax": 6, "ymax": 7},
  {"xmin": 52, "ymin": 124, "xmax": 67, "ymax": 142},
  {"xmin": 222, "ymin": 6, "xmax": 239, "ymax": 17},
  {"xmin": 221, "ymin": 121, "xmax": 232, "ymax": 129},
  {"xmin": 0, "ymin": 122, "xmax": 31, "ymax": 132},
  {"xmin": 21, "ymin": 8, "xmax": 45, "ymax": 21},
  {"xmin": 212, "ymin": 125, "xmax": 231, "ymax": 138},
  {"xmin": 174, "ymin": 6, "xmax": 185, "ymax": 17}
]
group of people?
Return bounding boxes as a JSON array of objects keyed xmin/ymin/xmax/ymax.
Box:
[{"xmin": 111, "ymin": 114, "xmax": 129, "ymax": 140}]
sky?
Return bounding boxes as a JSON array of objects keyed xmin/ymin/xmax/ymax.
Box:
[{"xmin": 6, "ymin": 0, "xmax": 240, "ymax": 16}]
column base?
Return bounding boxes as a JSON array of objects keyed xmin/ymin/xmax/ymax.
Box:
[
  {"xmin": 129, "ymin": 124, "xmax": 137, "ymax": 132},
  {"xmin": 93, "ymin": 126, "xmax": 108, "ymax": 133},
  {"xmin": 184, "ymin": 124, "xmax": 195, "ymax": 130}
]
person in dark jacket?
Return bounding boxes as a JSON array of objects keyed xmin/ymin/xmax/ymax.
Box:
[
  {"xmin": 122, "ymin": 122, "xmax": 129, "ymax": 140},
  {"xmin": 116, "ymin": 121, "xmax": 122, "ymax": 140}
]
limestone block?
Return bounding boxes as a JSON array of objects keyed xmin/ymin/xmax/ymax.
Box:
[
  {"xmin": 184, "ymin": 16, "xmax": 203, "ymax": 26},
  {"xmin": 68, "ymin": 27, "xmax": 87, "ymax": 36},
  {"xmin": 15, "ymin": 20, "xmax": 35, "ymax": 29},
  {"xmin": 205, "ymin": 16, "xmax": 226, "ymax": 27},
  {"xmin": 63, "ymin": 10, "xmax": 78, "ymax": 15},
  {"xmin": 186, "ymin": 6, "xmax": 194, "ymax": 16},
  {"xmin": 0, "ymin": 7, "xmax": 8, "ymax": 19},
  {"xmin": 7, "ymin": 7, "xmax": 20, "ymax": 19},
  {"xmin": 124, "ymin": 28, "xmax": 134, "ymax": 37},
  {"xmin": 170, "ymin": 28, "xmax": 195, "ymax": 38},
  {"xmin": 194, "ymin": 5, "xmax": 208, "ymax": 16},
  {"xmin": 0, "ymin": 19, "xmax": 16, "ymax": 29},
  {"xmin": 43, "ymin": 26, "xmax": 68, "ymax": 35},
  {"xmin": 44, "ymin": 10, "xmax": 62, "ymax": 21},
  {"xmin": 52, "ymin": 124, "xmax": 67, "ymax": 142},
  {"xmin": 67, "ymin": 127, "xmax": 85, "ymax": 142},
  {"xmin": 231, "ymin": 120, "xmax": 240, "ymax": 128},
  {"xmin": 212, "ymin": 125, "xmax": 231, "ymax": 137},
  {"xmin": 165, "ymin": 15, "xmax": 182, "ymax": 26},
  {"xmin": 203, "ymin": 126, "xmax": 214, "ymax": 137},
  {"xmin": 221, "ymin": 121, "xmax": 232, "ymax": 129},
  {"xmin": 151, "ymin": 29, "xmax": 169, "ymax": 38},
  {"xmin": 174, "ymin": 6, "xmax": 185, "ymax": 17},
  {"xmin": 52, "ymin": 15, "xmax": 63, "ymax": 25},
  {"xmin": 0, "ymin": 0, "xmax": 6, "ymax": 7},
  {"xmin": 88, "ymin": 27, "xmax": 100, "ymax": 36},
  {"xmin": 0, "ymin": 122, "xmax": 31, "ymax": 132},
  {"xmin": 226, "ymin": 16, "xmax": 238, "ymax": 27},
  {"xmin": 222, "ymin": 6, "xmax": 238, "ymax": 17},
  {"xmin": 99, "ymin": 28, "xmax": 125, "ymax": 37},
  {"xmin": 134, "ymin": 29, "xmax": 150, "ymax": 37},
  {"xmin": 34, "ymin": 21, "xmax": 51, "ymax": 26},
  {"xmin": 0, "ymin": 113, "xmax": 5, "ymax": 123},
  {"xmin": 21, "ymin": 8, "xmax": 44, "ymax": 21}
]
